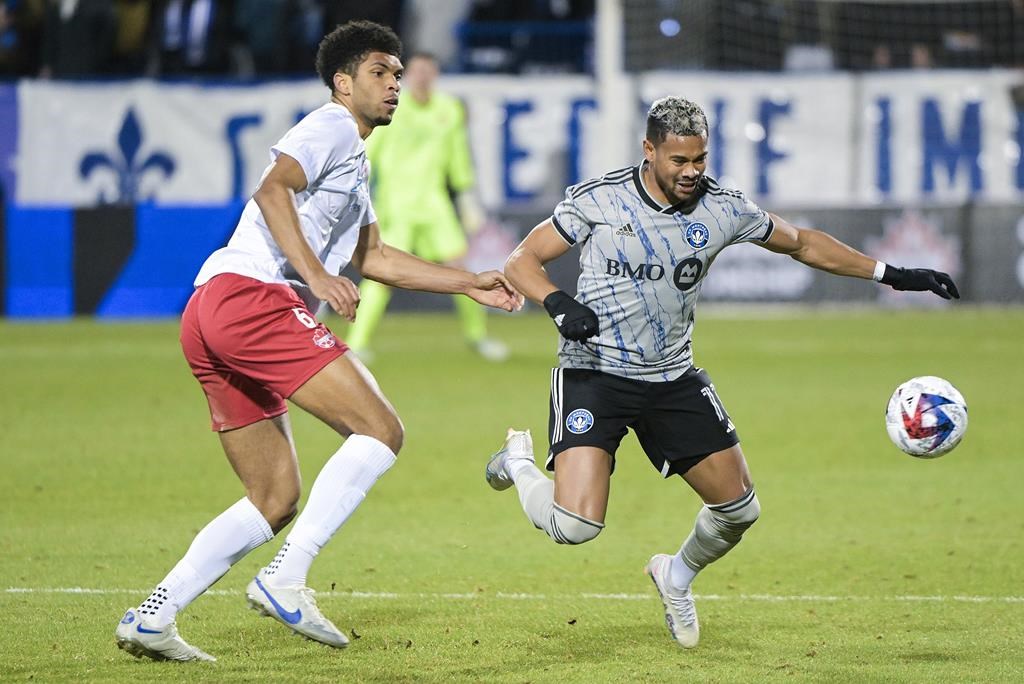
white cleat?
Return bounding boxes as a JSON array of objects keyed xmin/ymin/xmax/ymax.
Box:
[
  {"xmin": 114, "ymin": 608, "xmax": 216, "ymax": 661},
  {"xmin": 485, "ymin": 428, "xmax": 533, "ymax": 491},
  {"xmin": 645, "ymin": 554, "xmax": 700, "ymax": 648},
  {"xmin": 246, "ymin": 570, "xmax": 349, "ymax": 648},
  {"xmin": 473, "ymin": 338, "xmax": 510, "ymax": 362}
]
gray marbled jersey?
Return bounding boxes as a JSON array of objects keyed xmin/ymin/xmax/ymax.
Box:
[{"xmin": 551, "ymin": 164, "xmax": 773, "ymax": 381}]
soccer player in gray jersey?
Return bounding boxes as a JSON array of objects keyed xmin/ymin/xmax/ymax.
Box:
[{"xmin": 484, "ymin": 96, "xmax": 959, "ymax": 649}]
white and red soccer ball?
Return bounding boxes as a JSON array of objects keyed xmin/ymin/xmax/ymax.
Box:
[{"xmin": 885, "ymin": 376, "xmax": 968, "ymax": 458}]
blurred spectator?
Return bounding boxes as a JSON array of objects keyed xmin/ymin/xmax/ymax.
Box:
[
  {"xmin": 837, "ymin": 1, "xmax": 1022, "ymax": 70},
  {"xmin": 39, "ymin": 0, "xmax": 116, "ymax": 78},
  {"xmin": 149, "ymin": 0, "xmax": 238, "ymax": 76},
  {"xmin": 459, "ymin": 0, "xmax": 593, "ymax": 73},
  {"xmin": 284, "ymin": 0, "xmax": 323, "ymax": 73},
  {"xmin": 0, "ymin": 0, "xmax": 44, "ymax": 76},
  {"xmin": 233, "ymin": 0, "xmax": 290, "ymax": 75},
  {"xmin": 109, "ymin": 0, "xmax": 151, "ymax": 75},
  {"xmin": 910, "ymin": 42, "xmax": 933, "ymax": 69},
  {"xmin": 321, "ymin": 0, "xmax": 404, "ymax": 37},
  {"xmin": 403, "ymin": 0, "xmax": 470, "ymax": 68}
]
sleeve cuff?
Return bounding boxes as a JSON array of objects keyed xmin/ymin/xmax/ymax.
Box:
[
  {"xmin": 551, "ymin": 215, "xmax": 576, "ymax": 245},
  {"xmin": 271, "ymin": 144, "xmax": 315, "ymax": 187}
]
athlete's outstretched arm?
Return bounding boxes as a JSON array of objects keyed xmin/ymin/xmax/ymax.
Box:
[
  {"xmin": 353, "ymin": 221, "xmax": 522, "ymax": 312},
  {"xmin": 503, "ymin": 220, "xmax": 572, "ymax": 304},
  {"xmin": 506, "ymin": 220, "xmax": 599, "ymax": 341},
  {"xmin": 760, "ymin": 213, "xmax": 960, "ymax": 299},
  {"xmin": 253, "ymin": 153, "xmax": 361, "ymax": 319}
]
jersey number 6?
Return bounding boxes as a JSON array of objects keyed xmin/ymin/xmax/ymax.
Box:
[{"xmin": 291, "ymin": 307, "xmax": 317, "ymax": 329}]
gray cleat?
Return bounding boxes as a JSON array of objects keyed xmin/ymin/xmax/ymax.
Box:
[{"xmin": 645, "ymin": 554, "xmax": 700, "ymax": 648}]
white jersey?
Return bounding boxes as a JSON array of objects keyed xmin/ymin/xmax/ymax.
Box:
[{"xmin": 195, "ymin": 103, "xmax": 376, "ymax": 307}]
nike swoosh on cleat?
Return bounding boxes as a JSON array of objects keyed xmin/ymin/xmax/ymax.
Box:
[
  {"xmin": 255, "ymin": 576, "xmax": 302, "ymax": 624},
  {"xmin": 136, "ymin": 624, "xmax": 163, "ymax": 635}
]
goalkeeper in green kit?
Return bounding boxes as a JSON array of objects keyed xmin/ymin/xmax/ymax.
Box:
[{"xmin": 347, "ymin": 52, "xmax": 509, "ymax": 362}]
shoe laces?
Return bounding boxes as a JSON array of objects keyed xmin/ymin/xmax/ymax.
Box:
[
  {"xmin": 297, "ymin": 586, "xmax": 319, "ymax": 605},
  {"xmin": 667, "ymin": 586, "xmax": 697, "ymax": 627},
  {"xmin": 296, "ymin": 587, "xmax": 333, "ymax": 625}
]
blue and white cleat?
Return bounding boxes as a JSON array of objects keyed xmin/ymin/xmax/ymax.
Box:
[
  {"xmin": 245, "ymin": 570, "xmax": 349, "ymax": 648},
  {"xmin": 114, "ymin": 608, "xmax": 216, "ymax": 661},
  {"xmin": 485, "ymin": 428, "xmax": 533, "ymax": 491},
  {"xmin": 645, "ymin": 554, "xmax": 700, "ymax": 648}
]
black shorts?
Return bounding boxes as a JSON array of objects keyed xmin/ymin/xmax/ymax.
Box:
[{"xmin": 547, "ymin": 367, "xmax": 740, "ymax": 477}]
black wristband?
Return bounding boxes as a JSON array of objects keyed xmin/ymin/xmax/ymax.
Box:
[{"xmin": 542, "ymin": 290, "xmax": 574, "ymax": 317}]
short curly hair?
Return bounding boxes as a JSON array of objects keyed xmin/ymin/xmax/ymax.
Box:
[
  {"xmin": 315, "ymin": 20, "xmax": 403, "ymax": 90},
  {"xmin": 646, "ymin": 96, "xmax": 708, "ymax": 144}
]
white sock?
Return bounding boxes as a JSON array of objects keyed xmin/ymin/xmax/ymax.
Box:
[
  {"xmin": 504, "ymin": 431, "xmax": 554, "ymax": 529},
  {"xmin": 264, "ymin": 435, "xmax": 396, "ymax": 587},
  {"xmin": 514, "ymin": 465, "xmax": 554, "ymax": 530},
  {"xmin": 139, "ymin": 497, "xmax": 273, "ymax": 627},
  {"xmin": 670, "ymin": 552, "xmax": 699, "ymax": 590}
]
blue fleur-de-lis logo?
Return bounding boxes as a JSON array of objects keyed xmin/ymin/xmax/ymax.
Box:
[{"xmin": 79, "ymin": 108, "xmax": 176, "ymax": 204}]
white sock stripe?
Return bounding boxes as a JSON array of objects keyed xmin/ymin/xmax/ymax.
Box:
[
  {"xmin": 552, "ymin": 502, "xmax": 605, "ymax": 529},
  {"xmin": 708, "ymin": 487, "xmax": 756, "ymax": 513}
]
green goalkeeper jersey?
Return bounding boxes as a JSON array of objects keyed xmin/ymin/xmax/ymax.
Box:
[{"xmin": 366, "ymin": 91, "xmax": 475, "ymax": 229}]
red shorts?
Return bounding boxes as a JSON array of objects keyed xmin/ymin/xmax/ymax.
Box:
[{"xmin": 180, "ymin": 273, "xmax": 347, "ymax": 431}]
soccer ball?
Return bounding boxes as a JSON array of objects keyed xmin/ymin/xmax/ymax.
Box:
[{"xmin": 885, "ymin": 376, "xmax": 967, "ymax": 458}]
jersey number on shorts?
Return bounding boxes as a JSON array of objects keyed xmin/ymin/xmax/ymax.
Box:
[
  {"xmin": 291, "ymin": 307, "xmax": 317, "ymax": 329},
  {"xmin": 701, "ymin": 384, "xmax": 736, "ymax": 433}
]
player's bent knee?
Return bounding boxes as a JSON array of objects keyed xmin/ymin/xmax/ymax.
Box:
[
  {"xmin": 354, "ymin": 406, "xmax": 403, "ymax": 455},
  {"xmin": 549, "ymin": 504, "xmax": 605, "ymax": 545},
  {"xmin": 708, "ymin": 489, "xmax": 760, "ymax": 538},
  {"xmin": 375, "ymin": 411, "xmax": 404, "ymax": 455},
  {"xmin": 250, "ymin": 494, "xmax": 299, "ymax": 533}
]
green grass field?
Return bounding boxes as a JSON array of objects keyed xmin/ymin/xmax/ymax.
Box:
[{"xmin": 2, "ymin": 308, "xmax": 1022, "ymax": 682}]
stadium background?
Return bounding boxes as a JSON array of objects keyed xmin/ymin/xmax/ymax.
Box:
[
  {"xmin": 2, "ymin": 1, "xmax": 1023, "ymax": 681},
  {"xmin": 1, "ymin": 0, "xmax": 1022, "ymax": 314}
]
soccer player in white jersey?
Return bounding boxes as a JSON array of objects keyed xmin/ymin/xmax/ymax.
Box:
[
  {"xmin": 115, "ymin": 21, "xmax": 521, "ymax": 662},
  {"xmin": 484, "ymin": 96, "xmax": 959, "ymax": 649}
]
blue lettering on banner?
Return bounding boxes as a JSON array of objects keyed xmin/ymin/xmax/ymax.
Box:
[
  {"xmin": 567, "ymin": 97, "xmax": 597, "ymax": 186},
  {"xmin": 226, "ymin": 115, "xmax": 263, "ymax": 199},
  {"xmin": 5, "ymin": 207, "xmax": 73, "ymax": 316},
  {"xmin": 711, "ymin": 99, "xmax": 727, "ymax": 177},
  {"xmin": 875, "ymin": 97, "xmax": 892, "ymax": 194},
  {"xmin": 503, "ymin": 100, "xmax": 534, "ymax": 202},
  {"xmin": 757, "ymin": 99, "xmax": 791, "ymax": 195},
  {"xmin": 921, "ymin": 99, "xmax": 982, "ymax": 194}
]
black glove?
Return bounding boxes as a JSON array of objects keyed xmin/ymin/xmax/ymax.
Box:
[
  {"xmin": 543, "ymin": 290, "xmax": 599, "ymax": 341},
  {"xmin": 881, "ymin": 265, "xmax": 960, "ymax": 300}
]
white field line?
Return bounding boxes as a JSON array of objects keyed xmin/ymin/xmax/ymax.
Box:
[{"xmin": 4, "ymin": 587, "xmax": 1024, "ymax": 604}]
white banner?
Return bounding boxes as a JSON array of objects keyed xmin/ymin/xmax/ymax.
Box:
[
  {"xmin": 638, "ymin": 72, "xmax": 857, "ymax": 205},
  {"xmin": 14, "ymin": 70, "xmax": 1024, "ymax": 208}
]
